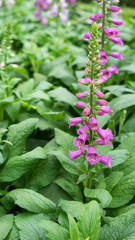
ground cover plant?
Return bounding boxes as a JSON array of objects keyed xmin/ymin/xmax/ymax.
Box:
[{"xmin": 0, "ymin": 0, "xmax": 135, "ymax": 239}]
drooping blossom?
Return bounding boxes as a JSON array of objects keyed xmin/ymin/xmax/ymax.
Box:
[
  {"xmin": 69, "ymin": 117, "xmax": 83, "ymax": 128},
  {"xmin": 73, "ymin": 132, "xmax": 88, "ymax": 149},
  {"xmin": 112, "ymin": 18, "xmax": 123, "ymax": 26},
  {"xmin": 75, "ymin": 101, "xmax": 86, "ymax": 108},
  {"xmin": 89, "ymin": 116, "xmax": 98, "ymax": 131},
  {"xmin": 109, "ymin": 37, "xmax": 123, "ymax": 46},
  {"xmin": 99, "ymin": 69, "xmax": 111, "ymax": 81},
  {"xmin": 95, "ymin": 91, "xmax": 104, "ymax": 98},
  {"xmin": 81, "ymin": 32, "xmax": 91, "ymax": 40},
  {"xmin": 83, "ymin": 107, "xmax": 91, "ymax": 116},
  {"xmin": 68, "ymin": 150, "xmax": 82, "ymax": 161},
  {"xmin": 98, "ymin": 50, "xmax": 108, "ymax": 65},
  {"xmin": 86, "ymin": 146, "xmax": 100, "ymax": 165},
  {"xmin": 109, "ymin": 6, "xmax": 120, "ymax": 12},
  {"xmin": 107, "ymin": 65, "xmax": 119, "ymax": 74},
  {"xmin": 77, "ymin": 126, "xmax": 89, "ymax": 135},
  {"xmin": 99, "ymin": 156, "xmax": 112, "ymax": 168},
  {"xmin": 104, "ymin": 27, "xmax": 119, "ymax": 38},
  {"xmin": 76, "ymin": 91, "xmax": 89, "ymax": 98},
  {"xmin": 97, "ymin": 100, "xmax": 108, "ymax": 106},
  {"xmin": 100, "ymin": 106, "xmax": 113, "ymax": 113},
  {"xmin": 110, "ymin": 52, "xmax": 125, "ymax": 60}
]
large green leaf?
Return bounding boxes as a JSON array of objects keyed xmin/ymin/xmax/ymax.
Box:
[
  {"xmin": 78, "ymin": 201, "xmax": 101, "ymax": 240},
  {"xmin": 109, "ymin": 169, "xmax": 135, "ymax": 208},
  {"xmin": 15, "ymin": 213, "xmax": 48, "ymax": 240},
  {"xmin": 55, "ymin": 178, "xmax": 83, "ymax": 201},
  {"xmin": 98, "ymin": 211, "xmax": 135, "ymax": 240},
  {"xmin": 5, "ymin": 223, "xmax": 19, "ymax": 240},
  {"xmin": 38, "ymin": 220, "xmax": 69, "ymax": 240},
  {"xmin": 1, "ymin": 189, "xmax": 56, "ymax": 213},
  {"xmin": 84, "ymin": 188, "xmax": 112, "ymax": 208},
  {"xmin": 0, "ymin": 214, "xmax": 14, "ymax": 240},
  {"xmin": 105, "ymin": 171, "xmax": 124, "ymax": 192},
  {"xmin": 68, "ymin": 215, "xmax": 79, "ymax": 240},
  {"xmin": 0, "ymin": 147, "xmax": 46, "ymax": 182},
  {"xmin": 58, "ymin": 199, "xmax": 85, "ymax": 220},
  {"xmin": 3, "ymin": 118, "xmax": 38, "ymax": 159},
  {"xmin": 110, "ymin": 94, "xmax": 135, "ymax": 113},
  {"xmin": 48, "ymin": 87, "xmax": 77, "ymax": 105}
]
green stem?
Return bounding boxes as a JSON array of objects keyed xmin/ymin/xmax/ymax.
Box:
[{"xmin": 101, "ymin": 0, "xmax": 106, "ymax": 92}]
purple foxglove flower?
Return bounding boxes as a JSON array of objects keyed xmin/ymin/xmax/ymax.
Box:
[
  {"xmin": 41, "ymin": 16, "xmax": 48, "ymax": 25},
  {"xmin": 86, "ymin": 145, "xmax": 100, "ymax": 165},
  {"xmin": 68, "ymin": 149, "xmax": 82, "ymax": 161},
  {"xmin": 97, "ymin": 78, "xmax": 105, "ymax": 84},
  {"xmin": 34, "ymin": 9, "xmax": 40, "ymax": 18},
  {"xmin": 73, "ymin": 132, "xmax": 88, "ymax": 149},
  {"xmin": 110, "ymin": 52, "xmax": 125, "ymax": 60},
  {"xmin": 59, "ymin": 12, "xmax": 68, "ymax": 23},
  {"xmin": 83, "ymin": 107, "xmax": 91, "ymax": 116},
  {"xmin": 109, "ymin": 37, "xmax": 123, "ymax": 46},
  {"xmin": 107, "ymin": 65, "xmax": 119, "ymax": 74},
  {"xmin": 104, "ymin": 27, "xmax": 119, "ymax": 38},
  {"xmin": 99, "ymin": 69, "xmax": 111, "ymax": 81},
  {"xmin": 81, "ymin": 32, "xmax": 91, "ymax": 40},
  {"xmin": 76, "ymin": 91, "xmax": 89, "ymax": 98},
  {"xmin": 98, "ymin": 22, "xmax": 102, "ymax": 28},
  {"xmin": 95, "ymin": 12, "xmax": 103, "ymax": 19},
  {"xmin": 96, "ymin": 100, "xmax": 108, "ymax": 106},
  {"xmin": 100, "ymin": 106, "xmax": 113, "ymax": 113},
  {"xmin": 41, "ymin": 0, "xmax": 49, "ymax": 10},
  {"xmin": 69, "ymin": 117, "xmax": 83, "ymax": 128},
  {"xmin": 97, "ymin": 110, "xmax": 105, "ymax": 116},
  {"xmin": 97, "ymin": 128, "xmax": 113, "ymax": 143},
  {"xmin": 85, "ymin": 76, "xmax": 91, "ymax": 83},
  {"xmin": 112, "ymin": 18, "xmax": 123, "ymax": 26},
  {"xmin": 95, "ymin": 91, "xmax": 104, "ymax": 98},
  {"xmin": 99, "ymin": 156, "xmax": 112, "ymax": 168},
  {"xmin": 98, "ymin": 50, "xmax": 108, "ymax": 65},
  {"xmin": 89, "ymin": 14, "xmax": 97, "ymax": 21},
  {"xmin": 109, "ymin": 6, "xmax": 120, "ymax": 12},
  {"xmin": 75, "ymin": 101, "xmax": 85, "ymax": 108},
  {"xmin": 95, "ymin": 138, "xmax": 111, "ymax": 145},
  {"xmin": 89, "ymin": 116, "xmax": 98, "ymax": 131},
  {"xmin": 77, "ymin": 126, "xmax": 89, "ymax": 135},
  {"xmin": 78, "ymin": 79, "xmax": 85, "ymax": 85}
]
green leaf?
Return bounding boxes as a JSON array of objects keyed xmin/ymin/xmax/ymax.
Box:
[
  {"xmin": 3, "ymin": 118, "xmax": 38, "ymax": 159},
  {"xmin": 108, "ymin": 169, "xmax": 135, "ymax": 208},
  {"xmin": 0, "ymin": 147, "xmax": 46, "ymax": 182},
  {"xmin": 0, "ymin": 214, "xmax": 14, "ymax": 240},
  {"xmin": 98, "ymin": 211, "xmax": 135, "ymax": 240},
  {"xmin": 28, "ymin": 154, "xmax": 60, "ymax": 189},
  {"xmin": 117, "ymin": 133, "xmax": 135, "ymax": 154},
  {"xmin": 27, "ymin": 90, "xmax": 50, "ymax": 101},
  {"xmin": 110, "ymin": 94, "xmax": 135, "ymax": 113},
  {"xmin": 15, "ymin": 213, "xmax": 48, "ymax": 240},
  {"xmin": 14, "ymin": 67, "xmax": 29, "ymax": 79},
  {"xmin": 68, "ymin": 215, "xmax": 79, "ymax": 240},
  {"xmin": 55, "ymin": 128, "xmax": 74, "ymax": 154},
  {"xmin": 55, "ymin": 178, "xmax": 83, "ymax": 201},
  {"xmin": 105, "ymin": 171, "xmax": 124, "ymax": 192},
  {"xmin": 5, "ymin": 102, "xmax": 21, "ymax": 122},
  {"xmin": 84, "ymin": 188, "xmax": 112, "ymax": 208},
  {"xmin": 59, "ymin": 199, "xmax": 85, "ymax": 220},
  {"xmin": 78, "ymin": 201, "xmax": 101, "ymax": 240},
  {"xmin": 21, "ymin": 79, "xmax": 34, "ymax": 98},
  {"xmin": 109, "ymin": 150, "xmax": 129, "ymax": 167},
  {"xmin": 48, "ymin": 87, "xmax": 77, "ymax": 105},
  {"xmin": 5, "ymin": 223, "xmax": 19, "ymax": 240},
  {"xmin": 42, "ymin": 111, "xmax": 65, "ymax": 121},
  {"xmin": 1, "ymin": 189, "xmax": 56, "ymax": 213},
  {"xmin": 38, "ymin": 220, "xmax": 69, "ymax": 240}
]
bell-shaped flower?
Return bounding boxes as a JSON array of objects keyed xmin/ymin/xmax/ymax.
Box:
[
  {"xmin": 98, "ymin": 50, "xmax": 108, "ymax": 65},
  {"xmin": 81, "ymin": 32, "xmax": 91, "ymax": 40},
  {"xmin": 112, "ymin": 18, "xmax": 123, "ymax": 26},
  {"xmin": 97, "ymin": 100, "xmax": 108, "ymax": 106},
  {"xmin": 75, "ymin": 101, "xmax": 86, "ymax": 108},
  {"xmin": 97, "ymin": 128, "xmax": 113, "ymax": 143},
  {"xmin": 68, "ymin": 149, "xmax": 82, "ymax": 161},
  {"xmin": 86, "ymin": 145, "xmax": 100, "ymax": 165},
  {"xmin": 76, "ymin": 91, "xmax": 89, "ymax": 98},
  {"xmin": 110, "ymin": 52, "xmax": 125, "ymax": 60},
  {"xmin": 100, "ymin": 106, "xmax": 113, "ymax": 113},
  {"xmin": 73, "ymin": 132, "xmax": 88, "ymax": 149},
  {"xmin": 89, "ymin": 116, "xmax": 98, "ymax": 131},
  {"xmin": 99, "ymin": 69, "xmax": 111, "ymax": 81},
  {"xmin": 99, "ymin": 156, "xmax": 112, "ymax": 168},
  {"xmin": 109, "ymin": 6, "xmax": 120, "ymax": 12},
  {"xmin": 83, "ymin": 107, "xmax": 91, "ymax": 116},
  {"xmin": 69, "ymin": 117, "xmax": 83, "ymax": 128},
  {"xmin": 107, "ymin": 65, "xmax": 119, "ymax": 74},
  {"xmin": 77, "ymin": 126, "xmax": 89, "ymax": 135},
  {"xmin": 95, "ymin": 91, "xmax": 104, "ymax": 98}
]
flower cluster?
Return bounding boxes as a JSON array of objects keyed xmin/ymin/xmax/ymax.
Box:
[
  {"xmin": 34, "ymin": 0, "xmax": 76, "ymax": 25},
  {"xmin": 69, "ymin": 0, "xmax": 124, "ymax": 168}
]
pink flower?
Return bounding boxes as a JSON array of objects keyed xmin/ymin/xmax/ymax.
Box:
[
  {"xmin": 76, "ymin": 91, "xmax": 89, "ymax": 98},
  {"xmin": 85, "ymin": 76, "xmax": 91, "ymax": 83},
  {"xmin": 99, "ymin": 156, "xmax": 112, "ymax": 168},
  {"xmin": 95, "ymin": 91, "xmax": 104, "ymax": 98},
  {"xmin": 75, "ymin": 101, "xmax": 85, "ymax": 108},
  {"xmin": 97, "ymin": 110, "xmax": 105, "ymax": 116},
  {"xmin": 98, "ymin": 22, "xmax": 102, "ymax": 28},
  {"xmin": 77, "ymin": 126, "xmax": 89, "ymax": 135},
  {"xmin": 69, "ymin": 117, "xmax": 83, "ymax": 128},
  {"xmin": 41, "ymin": 16, "xmax": 48, "ymax": 25},
  {"xmin": 97, "ymin": 78, "xmax": 105, "ymax": 84},
  {"xmin": 97, "ymin": 128, "xmax": 113, "ymax": 143},
  {"xmin": 89, "ymin": 12, "xmax": 103, "ymax": 21},
  {"xmin": 97, "ymin": 100, "xmax": 108, "ymax": 106},
  {"xmin": 83, "ymin": 107, "xmax": 91, "ymax": 116},
  {"xmin": 112, "ymin": 18, "xmax": 123, "ymax": 26},
  {"xmin": 107, "ymin": 65, "xmax": 119, "ymax": 74},
  {"xmin": 110, "ymin": 52, "xmax": 125, "ymax": 60},
  {"xmin": 95, "ymin": 138, "xmax": 111, "ymax": 145},
  {"xmin": 34, "ymin": 9, "xmax": 40, "ymax": 18},
  {"xmin": 104, "ymin": 27, "xmax": 119, "ymax": 38},
  {"xmin": 86, "ymin": 145, "xmax": 100, "ymax": 165},
  {"xmin": 83, "ymin": 117, "xmax": 90, "ymax": 127},
  {"xmin": 100, "ymin": 106, "xmax": 113, "ymax": 113},
  {"xmin": 59, "ymin": 12, "xmax": 68, "ymax": 23},
  {"xmin": 99, "ymin": 69, "xmax": 111, "ymax": 81},
  {"xmin": 73, "ymin": 132, "xmax": 88, "ymax": 149},
  {"xmin": 81, "ymin": 32, "xmax": 91, "ymax": 39},
  {"xmin": 89, "ymin": 116, "xmax": 98, "ymax": 131},
  {"xmin": 78, "ymin": 79, "xmax": 85, "ymax": 85},
  {"xmin": 98, "ymin": 50, "xmax": 108, "ymax": 65},
  {"xmin": 68, "ymin": 149, "xmax": 82, "ymax": 161},
  {"xmin": 109, "ymin": 37, "xmax": 123, "ymax": 46},
  {"xmin": 109, "ymin": 6, "xmax": 120, "ymax": 12}
]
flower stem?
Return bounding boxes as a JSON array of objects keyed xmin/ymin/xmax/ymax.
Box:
[
  {"xmin": 101, "ymin": 0, "xmax": 106, "ymax": 92},
  {"xmin": 90, "ymin": 62, "xmax": 94, "ymax": 143}
]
